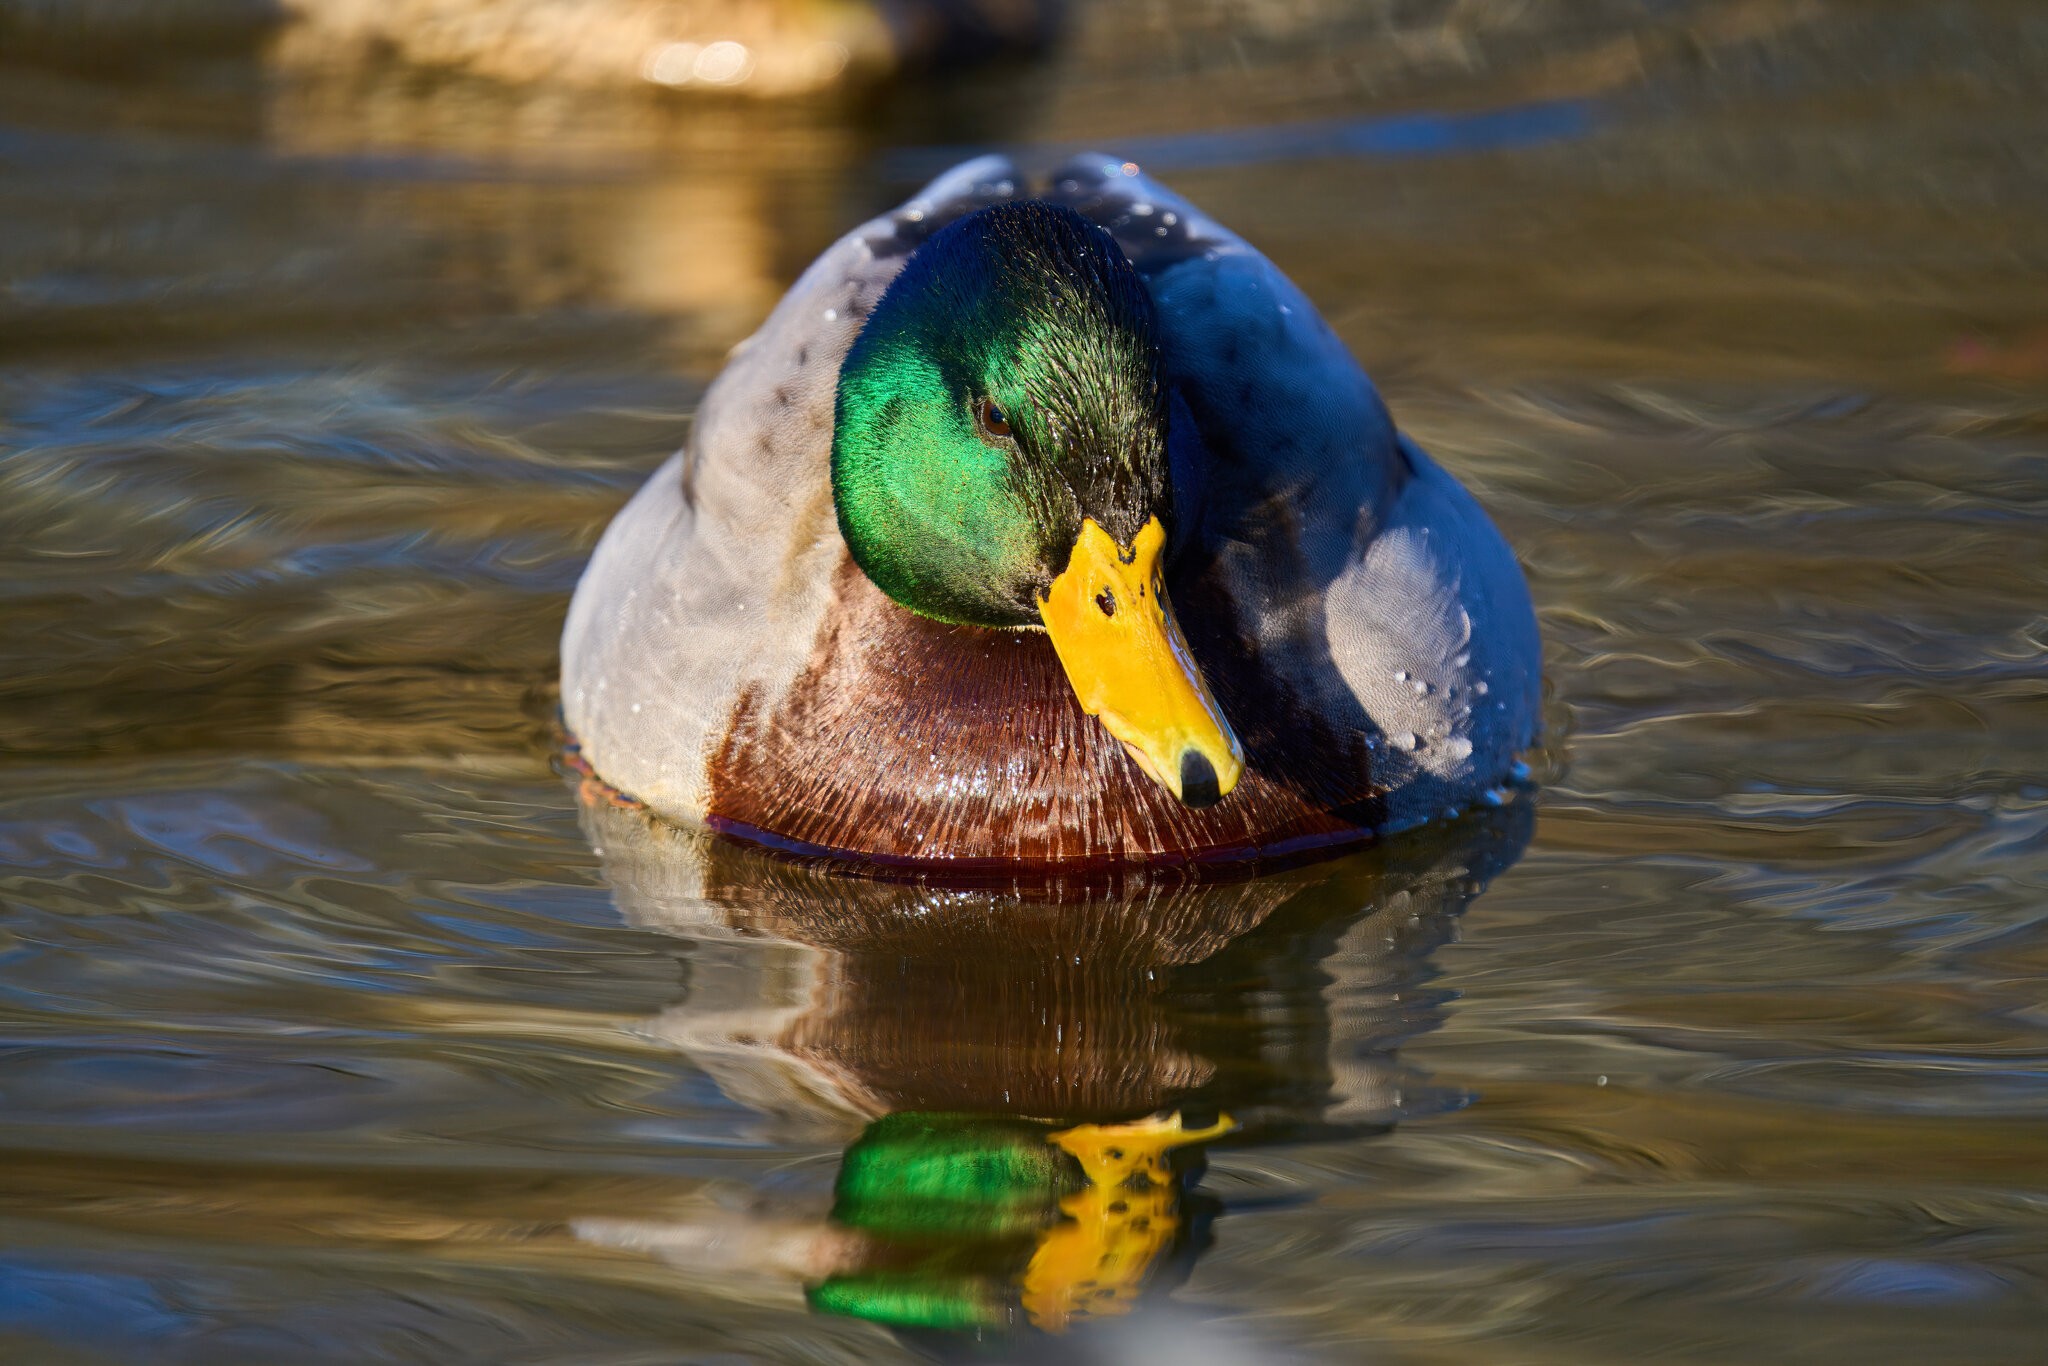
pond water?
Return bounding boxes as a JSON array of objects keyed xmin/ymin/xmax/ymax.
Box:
[{"xmin": 4, "ymin": 3, "xmax": 2047, "ymax": 1362}]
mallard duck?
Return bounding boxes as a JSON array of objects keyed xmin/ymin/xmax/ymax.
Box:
[{"xmin": 562, "ymin": 153, "xmax": 1541, "ymax": 867}]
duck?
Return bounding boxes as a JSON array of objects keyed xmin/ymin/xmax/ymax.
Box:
[
  {"xmin": 267, "ymin": 0, "xmax": 1057, "ymax": 97},
  {"xmin": 561, "ymin": 152, "xmax": 1541, "ymax": 869}
]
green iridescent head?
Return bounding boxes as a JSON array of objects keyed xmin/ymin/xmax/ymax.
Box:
[{"xmin": 831, "ymin": 201, "xmax": 1171, "ymax": 629}]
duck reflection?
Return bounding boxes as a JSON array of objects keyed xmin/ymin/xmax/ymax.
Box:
[{"xmin": 574, "ymin": 800, "xmax": 1531, "ymax": 1336}]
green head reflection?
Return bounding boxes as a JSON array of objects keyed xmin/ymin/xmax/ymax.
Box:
[{"xmin": 808, "ymin": 1109, "xmax": 1234, "ymax": 1334}]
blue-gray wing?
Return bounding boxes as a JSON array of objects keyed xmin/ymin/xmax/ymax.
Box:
[{"xmin": 1044, "ymin": 156, "xmax": 1542, "ymax": 825}]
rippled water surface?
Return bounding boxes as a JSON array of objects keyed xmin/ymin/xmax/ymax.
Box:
[{"xmin": 5, "ymin": 3, "xmax": 2048, "ymax": 1361}]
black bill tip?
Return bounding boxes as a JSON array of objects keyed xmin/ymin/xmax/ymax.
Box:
[{"xmin": 1178, "ymin": 749, "xmax": 1222, "ymax": 809}]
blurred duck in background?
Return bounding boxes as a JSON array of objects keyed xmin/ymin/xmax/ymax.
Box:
[
  {"xmin": 0, "ymin": 0, "xmax": 1061, "ymax": 97},
  {"xmin": 562, "ymin": 155, "xmax": 1541, "ymax": 867},
  {"xmin": 571, "ymin": 795, "xmax": 1532, "ymax": 1336},
  {"xmin": 272, "ymin": 0, "xmax": 1061, "ymax": 96}
]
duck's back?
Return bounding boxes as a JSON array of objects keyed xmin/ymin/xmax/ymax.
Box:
[{"xmin": 561, "ymin": 155, "xmax": 1540, "ymax": 867}]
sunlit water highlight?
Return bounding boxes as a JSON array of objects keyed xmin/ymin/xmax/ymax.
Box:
[{"xmin": 3, "ymin": 3, "xmax": 2047, "ymax": 1361}]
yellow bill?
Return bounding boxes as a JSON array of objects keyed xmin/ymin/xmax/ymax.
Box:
[
  {"xmin": 1037, "ymin": 516, "xmax": 1244, "ymax": 808},
  {"xmin": 1022, "ymin": 1110, "xmax": 1237, "ymax": 1331}
]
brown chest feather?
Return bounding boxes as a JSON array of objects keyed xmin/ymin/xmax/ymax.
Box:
[{"xmin": 706, "ymin": 558, "xmax": 1384, "ymax": 868}]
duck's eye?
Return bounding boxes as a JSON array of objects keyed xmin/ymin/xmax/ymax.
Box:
[{"xmin": 975, "ymin": 397, "xmax": 1013, "ymax": 439}]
